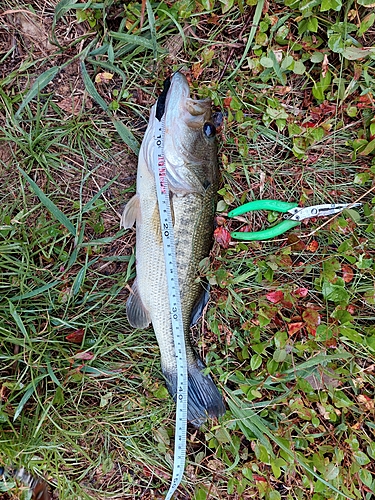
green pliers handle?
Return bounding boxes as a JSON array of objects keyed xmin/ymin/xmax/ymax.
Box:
[{"xmin": 228, "ymin": 200, "xmax": 300, "ymax": 241}]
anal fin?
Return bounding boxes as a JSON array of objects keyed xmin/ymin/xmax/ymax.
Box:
[{"xmin": 126, "ymin": 279, "xmax": 151, "ymax": 329}]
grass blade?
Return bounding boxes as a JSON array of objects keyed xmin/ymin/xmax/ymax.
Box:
[
  {"xmin": 112, "ymin": 117, "xmax": 140, "ymax": 155},
  {"xmin": 15, "ymin": 66, "xmax": 61, "ymax": 119},
  {"xmin": 80, "ymin": 60, "xmax": 108, "ymax": 111},
  {"xmin": 228, "ymin": 394, "xmax": 353, "ymax": 500},
  {"xmin": 226, "ymin": 0, "xmax": 265, "ymax": 80},
  {"xmin": 82, "ymin": 176, "xmax": 119, "ymax": 214},
  {"xmin": 109, "ymin": 31, "xmax": 160, "ymax": 51},
  {"xmin": 18, "ymin": 167, "xmax": 76, "ymax": 236},
  {"xmin": 10, "ymin": 281, "xmax": 61, "ymax": 301}
]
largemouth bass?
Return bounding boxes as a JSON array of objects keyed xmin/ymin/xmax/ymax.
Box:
[{"xmin": 121, "ymin": 72, "xmax": 225, "ymax": 426}]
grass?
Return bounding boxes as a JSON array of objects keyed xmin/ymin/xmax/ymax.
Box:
[{"xmin": 1, "ymin": 0, "xmax": 375, "ymax": 498}]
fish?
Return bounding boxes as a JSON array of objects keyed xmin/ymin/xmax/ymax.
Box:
[
  {"xmin": 121, "ymin": 72, "xmax": 225, "ymax": 426},
  {"xmin": 0, "ymin": 466, "xmax": 51, "ymax": 500}
]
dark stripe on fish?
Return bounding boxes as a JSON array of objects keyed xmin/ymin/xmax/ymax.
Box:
[{"xmin": 156, "ymin": 77, "xmax": 171, "ymax": 121}]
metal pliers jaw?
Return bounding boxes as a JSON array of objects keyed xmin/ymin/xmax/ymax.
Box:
[{"xmin": 228, "ymin": 200, "xmax": 362, "ymax": 241}]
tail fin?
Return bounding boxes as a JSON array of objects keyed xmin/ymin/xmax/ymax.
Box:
[{"xmin": 163, "ymin": 357, "xmax": 225, "ymax": 427}]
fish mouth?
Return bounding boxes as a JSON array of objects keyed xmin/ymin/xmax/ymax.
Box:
[{"xmin": 164, "ymin": 72, "xmax": 212, "ymax": 128}]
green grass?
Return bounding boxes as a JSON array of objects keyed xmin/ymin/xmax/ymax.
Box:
[{"xmin": 1, "ymin": 0, "xmax": 375, "ymax": 498}]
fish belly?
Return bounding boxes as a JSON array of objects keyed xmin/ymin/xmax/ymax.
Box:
[{"xmin": 134, "ymin": 169, "xmax": 225, "ymax": 426}]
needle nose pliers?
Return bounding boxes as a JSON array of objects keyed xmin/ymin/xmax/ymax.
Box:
[{"xmin": 228, "ymin": 200, "xmax": 362, "ymax": 241}]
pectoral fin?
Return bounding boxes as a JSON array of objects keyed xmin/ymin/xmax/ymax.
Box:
[
  {"xmin": 126, "ymin": 279, "xmax": 151, "ymax": 329},
  {"xmin": 190, "ymin": 283, "xmax": 210, "ymax": 326},
  {"xmin": 121, "ymin": 195, "xmax": 140, "ymax": 229}
]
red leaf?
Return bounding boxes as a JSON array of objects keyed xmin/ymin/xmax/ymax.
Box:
[
  {"xmin": 214, "ymin": 226, "xmax": 231, "ymax": 248},
  {"xmin": 302, "ymin": 308, "xmax": 321, "ymax": 327},
  {"xmin": 266, "ymin": 290, "xmax": 284, "ymax": 304},
  {"xmin": 342, "ymin": 264, "xmax": 354, "ymax": 283},
  {"xmin": 253, "ymin": 474, "xmax": 267, "ymax": 482},
  {"xmin": 66, "ymin": 329, "xmax": 85, "ymax": 344},
  {"xmin": 288, "ymin": 322, "xmax": 304, "ymax": 336},
  {"xmin": 306, "ymin": 240, "xmax": 319, "ymax": 252},
  {"xmin": 224, "ymin": 96, "xmax": 232, "ymax": 108},
  {"xmin": 347, "ymin": 304, "xmax": 356, "ymax": 314},
  {"xmin": 294, "ymin": 287, "xmax": 308, "ymax": 298}
]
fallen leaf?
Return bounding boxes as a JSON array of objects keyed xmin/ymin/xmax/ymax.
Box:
[
  {"xmin": 253, "ymin": 474, "xmax": 267, "ymax": 482},
  {"xmin": 66, "ymin": 329, "xmax": 85, "ymax": 344},
  {"xmin": 192, "ymin": 62, "xmax": 203, "ymax": 79},
  {"xmin": 214, "ymin": 226, "xmax": 231, "ymax": 248},
  {"xmin": 288, "ymin": 322, "xmax": 304, "ymax": 336},
  {"xmin": 347, "ymin": 304, "xmax": 356, "ymax": 314},
  {"xmin": 322, "ymin": 54, "xmax": 329, "ymax": 77},
  {"xmin": 302, "ymin": 308, "xmax": 321, "ymax": 327},
  {"xmin": 294, "ymin": 287, "xmax": 308, "ymax": 298},
  {"xmin": 73, "ymin": 351, "xmax": 94, "ymax": 360},
  {"xmin": 266, "ymin": 290, "xmax": 284, "ymax": 304},
  {"xmin": 56, "ymin": 96, "xmax": 83, "ymax": 115},
  {"xmin": 306, "ymin": 240, "xmax": 319, "ymax": 252},
  {"xmin": 95, "ymin": 72, "xmax": 113, "ymax": 84},
  {"xmin": 306, "ymin": 367, "xmax": 341, "ymax": 390},
  {"xmin": 287, "ymin": 233, "xmax": 306, "ymax": 250},
  {"xmin": 357, "ymin": 394, "xmax": 374, "ymax": 410},
  {"xmin": 223, "ymin": 96, "xmax": 232, "ymax": 108},
  {"xmin": 325, "ymin": 337, "xmax": 337, "ymax": 348},
  {"xmin": 342, "ymin": 264, "xmax": 354, "ymax": 283},
  {"xmin": 215, "ymin": 216, "xmax": 226, "ymax": 226},
  {"xmin": 316, "ymin": 402, "xmax": 330, "ymax": 419}
]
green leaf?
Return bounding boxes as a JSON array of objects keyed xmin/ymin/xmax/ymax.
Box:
[
  {"xmin": 17, "ymin": 167, "xmax": 76, "ymax": 236},
  {"xmin": 358, "ymin": 468, "xmax": 373, "ymax": 488},
  {"xmin": 281, "ymin": 55, "xmax": 294, "ymax": 69},
  {"xmin": 112, "ymin": 118, "xmax": 140, "ymax": 155},
  {"xmin": 358, "ymin": 13, "xmax": 375, "ymax": 36},
  {"xmin": 268, "ymin": 491, "xmax": 281, "ymax": 500},
  {"xmin": 273, "ymin": 349, "xmax": 287, "ymax": 363},
  {"xmin": 10, "ymin": 281, "xmax": 61, "ymax": 301},
  {"xmin": 307, "ymin": 17, "xmax": 318, "ymax": 32},
  {"xmin": 250, "ymin": 353, "xmax": 262, "ymax": 370},
  {"xmin": 260, "ymin": 56, "xmax": 274, "ymax": 68},
  {"xmin": 353, "ymin": 451, "xmax": 370, "ymax": 465},
  {"xmin": 328, "ymin": 33, "xmax": 344, "ymax": 53},
  {"xmin": 342, "ymin": 46, "xmax": 374, "ymax": 60},
  {"xmin": 80, "ymin": 60, "xmax": 108, "ymax": 111},
  {"xmin": 219, "ymin": 0, "xmax": 234, "ymax": 13},
  {"xmin": 255, "ymin": 443, "xmax": 270, "ymax": 464},
  {"xmin": 15, "ymin": 66, "xmax": 61, "ymax": 119},
  {"xmin": 109, "ymin": 31, "xmax": 161, "ymax": 52},
  {"xmin": 310, "ymin": 52, "xmax": 324, "ymax": 63},
  {"xmin": 292, "ymin": 60, "xmax": 306, "ymax": 75},
  {"xmin": 321, "ymin": 0, "xmax": 342, "ymax": 11},
  {"xmin": 359, "ymin": 138, "xmax": 375, "ymax": 155},
  {"xmin": 340, "ymin": 326, "xmax": 364, "ymax": 344},
  {"xmin": 322, "ymin": 281, "xmax": 349, "ymax": 303}
]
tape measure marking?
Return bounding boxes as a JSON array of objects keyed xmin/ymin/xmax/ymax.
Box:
[{"xmin": 153, "ymin": 111, "xmax": 188, "ymax": 500}]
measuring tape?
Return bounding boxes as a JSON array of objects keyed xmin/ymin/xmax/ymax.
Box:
[{"xmin": 153, "ymin": 85, "xmax": 188, "ymax": 500}]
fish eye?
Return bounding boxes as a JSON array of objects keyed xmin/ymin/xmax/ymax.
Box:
[{"xmin": 203, "ymin": 122, "xmax": 216, "ymax": 138}]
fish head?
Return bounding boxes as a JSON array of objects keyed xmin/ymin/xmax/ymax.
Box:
[{"xmin": 145, "ymin": 72, "xmax": 218, "ymax": 195}]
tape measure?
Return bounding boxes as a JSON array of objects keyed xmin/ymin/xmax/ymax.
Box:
[{"xmin": 153, "ymin": 92, "xmax": 188, "ymax": 499}]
